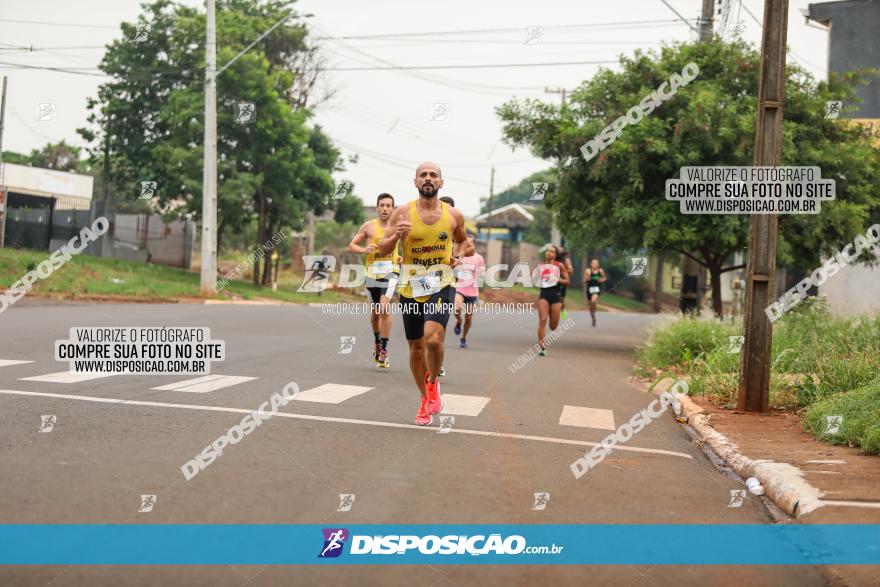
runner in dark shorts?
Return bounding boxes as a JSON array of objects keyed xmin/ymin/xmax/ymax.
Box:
[
  {"xmin": 377, "ymin": 162, "xmax": 472, "ymax": 426},
  {"xmin": 534, "ymin": 244, "xmax": 569, "ymax": 356},
  {"xmin": 347, "ymin": 193, "xmax": 400, "ymax": 368},
  {"xmin": 584, "ymin": 258, "xmax": 607, "ymax": 327},
  {"xmin": 556, "ymin": 246, "xmax": 574, "ymax": 321}
]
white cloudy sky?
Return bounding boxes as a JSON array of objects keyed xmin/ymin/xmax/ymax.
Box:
[{"xmin": 0, "ymin": 0, "xmax": 831, "ymax": 216}]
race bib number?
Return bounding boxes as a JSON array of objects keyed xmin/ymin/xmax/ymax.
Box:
[
  {"xmin": 589, "ymin": 286, "xmax": 600, "ymax": 294},
  {"xmin": 370, "ymin": 260, "xmax": 393, "ymax": 275},
  {"xmin": 536, "ymin": 264, "xmax": 559, "ymax": 288},
  {"xmin": 413, "ymin": 273, "xmax": 440, "ymax": 295}
]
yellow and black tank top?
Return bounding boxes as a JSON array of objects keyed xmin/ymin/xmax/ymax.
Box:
[
  {"xmin": 364, "ymin": 219, "xmax": 399, "ymax": 279},
  {"xmin": 399, "ymin": 200, "xmax": 455, "ymax": 301}
]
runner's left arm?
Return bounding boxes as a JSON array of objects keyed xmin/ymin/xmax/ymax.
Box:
[
  {"xmin": 449, "ymin": 208, "xmax": 473, "ymax": 260},
  {"xmin": 558, "ymin": 263, "xmax": 570, "ymax": 287}
]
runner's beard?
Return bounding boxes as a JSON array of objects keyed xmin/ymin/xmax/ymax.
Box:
[{"xmin": 419, "ymin": 184, "xmax": 438, "ymax": 197}]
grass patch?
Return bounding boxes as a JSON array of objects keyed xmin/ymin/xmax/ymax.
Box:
[
  {"xmin": 635, "ymin": 297, "xmax": 880, "ymax": 453},
  {"xmin": 0, "ymin": 247, "xmax": 358, "ymax": 304},
  {"xmin": 504, "ymin": 284, "xmax": 651, "ymax": 313},
  {"xmin": 803, "ymin": 378, "xmax": 880, "ymax": 454}
]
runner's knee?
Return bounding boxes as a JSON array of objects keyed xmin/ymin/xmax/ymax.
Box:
[{"xmin": 408, "ymin": 341, "xmax": 426, "ymax": 358}]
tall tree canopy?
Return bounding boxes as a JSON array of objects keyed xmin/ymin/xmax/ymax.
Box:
[
  {"xmin": 497, "ymin": 39, "xmax": 880, "ymax": 315},
  {"xmin": 78, "ymin": 0, "xmax": 341, "ymax": 284}
]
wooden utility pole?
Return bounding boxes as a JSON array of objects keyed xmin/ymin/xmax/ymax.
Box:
[
  {"xmin": 485, "ymin": 166, "xmax": 495, "ymax": 240},
  {"xmin": 700, "ymin": 0, "xmax": 715, "ymax": 41},
  {"xmin": 738, "ymin": 0, "xmax": 789, "ymax": 413},
  {"xmin": 544, "ymin": 87, "xmax": 567, "ymax": 106},
  {"xmin": 0, "ymin": 76, "xmax": 7, "ymax": 248},
  {"xmin": 545, "ymin": 87, "xmax": 568, "ymax": 247}
]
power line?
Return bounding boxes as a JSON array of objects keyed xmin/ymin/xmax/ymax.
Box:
[
  {"xmin": 0, "ymin": 61, "xmax": 108, "ymax": 77},
  {"xmin": 0, "ymin": 17, "xmax": 117, "ymax": 30},
  {"xmin": 324, "ymin": 59, "xmax": 618, "ymax": 71},
  {"xmin": 739, "ymin": 2, "xmax": 825, "ymax": 72},
  {"xmin": 338, "ymin": 38, "xmax": 671, "ymax": 46},
  {"xmin": 314, "ymin": 19, "xmax": 698, "ymax": 40},
  {"xmin": 657, "ymin": 0, "xmax": 701, "ymax": 34},
  {"xmin": 334, "ymin": 138, "xmax": 511, "ymax": 189}
]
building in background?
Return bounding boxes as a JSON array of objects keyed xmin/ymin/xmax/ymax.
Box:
[
  {"xmin": 807, "ymin": 0, "xmax": 880, "ymax": 315},
  {"xmin": 0, "ymin": 162, "xmax": 195, "ymax": 270},
  {"xmin": 0, "ymin": 162, "xmax": 92, "ymax": 252}
]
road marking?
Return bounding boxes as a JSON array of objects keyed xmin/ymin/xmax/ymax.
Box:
[
  {"xmin": 0, "ymin": 360, "xmax": 34, "ymax": 368},
  {"xmin": 292, "ymin": 383, "xmax": 373, "ymax": 404},
  {"xmin": 805, "ymin": 459, "xmax": 847, "ymax": 465},
  {"xmin": 152, "ymin": 375, "xmax": 258, "ymax": 393},
  {"xmin": 559, "ymin": 405, "xmax": 616, "ymax": 430},
  {"xmin": 0, "ymin": 389, "xmax": 693, "ymax": 460},
  {"xmin": 818, "ymin": 500, "xmax": 880, "ymax": 509},
  {"xmin": 440, "ymin": 394, "xmax": 490, "ymax": 416},
  {"xmin": 19, "ymin": 372, "xmax": 117, "ymax": 383}
]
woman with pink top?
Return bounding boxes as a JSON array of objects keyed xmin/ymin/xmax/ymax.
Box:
[{"xmin": 453, "ymin": 233, "xmax": 485, "ymax": 348}]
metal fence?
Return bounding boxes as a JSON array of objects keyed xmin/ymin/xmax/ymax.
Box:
[
  {"xmin": 111, "ymin": 213, "xmax": 193, "ymax": 268},
  {"xmin": 3, "ymin": 192, "xmax": 91, "ymax": 251}
]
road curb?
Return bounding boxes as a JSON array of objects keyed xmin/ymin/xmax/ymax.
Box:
[
  {"xmin": 202, "ymin": 299, "xmax": 288, "ymax": 306},
  {"xmin": 676, "ymin": 394, "xmax": 825, "ymax": 517}
]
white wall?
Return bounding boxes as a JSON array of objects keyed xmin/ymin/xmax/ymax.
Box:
[{"xmin": 820, "ymin": 263, "xmax": 880, "ymax": 316}]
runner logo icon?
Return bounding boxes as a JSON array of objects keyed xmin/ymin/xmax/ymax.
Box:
[{"xmin": 319, "ymin": 528, "xmax": 349, "ymax": 558}]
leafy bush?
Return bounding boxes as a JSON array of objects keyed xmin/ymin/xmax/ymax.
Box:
[
  {"xmin": 803, "ymin": 378, "xmax": 880, "ymax": 454},
  {"xmin": 637, "ymin": 296, "xmax": 880, "ymax": 416},
  {"xmin": 636, "ymin": 316, "xmax": 738, "ymax": 373}
]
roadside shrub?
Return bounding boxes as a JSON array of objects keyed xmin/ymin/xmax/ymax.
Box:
[
  {"xmin": 636, "ymin": 316, "xmax": 736, "ymax": 372},
  {"xmin": 803, "ymin": 378, "xmax": 880, "ymax": 454}
]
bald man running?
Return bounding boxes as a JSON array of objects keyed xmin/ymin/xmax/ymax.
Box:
[{"xmin": 378, "ymin": 162, "xmax": 472, "ymax": 425}]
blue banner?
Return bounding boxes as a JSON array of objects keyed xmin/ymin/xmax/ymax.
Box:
[{"xmin": 0, "ymin": 525, "xmax": 877, "ymax": 565}]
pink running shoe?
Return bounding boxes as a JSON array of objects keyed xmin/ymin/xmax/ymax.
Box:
[
  {"xmin": 424, "ymin": 372, "xmax": 443, "ymax": 415},
  {"xmin": 415, "ymin": 396, "xmax": 432, "ymax": 426}
]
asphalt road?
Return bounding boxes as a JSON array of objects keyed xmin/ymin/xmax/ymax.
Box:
[{"xmin": 0, "ymin": 300, "xmax": 832, "ymax": 586}]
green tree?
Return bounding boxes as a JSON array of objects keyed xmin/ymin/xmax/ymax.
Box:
[
  {"xmin": 78, "ymin": 0, "xmax": 340, "ymax": 287},
  {"xmin": 2, "ymin": 141, "xmax": 85, "ymax": 173},
  {"xmin": 333, "ymin": 193, "xmax": 365, "ymax": 225},
  {"xmin": 523, "ymin": 206, "xmax": 552, "ymax": 246},
  {"xmin": 497, "ymin": 39, "xmax": 880, "ymax": 316}
]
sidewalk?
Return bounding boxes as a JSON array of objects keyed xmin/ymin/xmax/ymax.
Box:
[{"xmin": 647, "ymin": 379, "xmax": 880, "ymax": 585}]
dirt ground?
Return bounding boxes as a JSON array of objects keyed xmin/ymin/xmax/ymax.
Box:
[{"xmin": 689, "ymin": 397, "xmax": 880, "ymax": 509}]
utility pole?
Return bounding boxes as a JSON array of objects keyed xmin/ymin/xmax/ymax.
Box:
[
  {"xmin": 545, "ymin": 86, "xmax": 566, "ymax": 245},
  {"xmin": 0, "ymin": 76, "xmax": 7, "ymax": 248},
  {"xmin": 738, "ymin": 0, "xmax": 789, "ymax": 413},
  {"xmin": 102, "ymin": 116, "xmax": 111, "ymax": 202},
  {"xmin": 200, "ymin": 0, "xmax": 218, "ymax": 296},
  {"xmin": 306, "ymin": 212, "xmax": 315, "ymax": 256},
  {"xmin": 700, "ymin": 0, "xmax": 715, "ymax": 41},
  {"xmin": 544, "ymin": 86, "xmax": 567, "ymax": 106},
  {"xmin": 485, "ymin": 166, "xmax": 495, "ymax": 241}
]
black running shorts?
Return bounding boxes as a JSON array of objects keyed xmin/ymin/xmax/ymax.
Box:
[
  {"xmin": 539, "ymin": 286, "xmax": 563, "ymax": 305},
  {"xmin": 399, "ymin": 286, "xmax": 456, "ymax": 340}
]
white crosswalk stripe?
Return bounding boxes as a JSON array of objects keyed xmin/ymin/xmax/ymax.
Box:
[
  {"xmin": 151, "ymin": 375, "xmax": 258, "ymax": 393},
  {"xmin": 20, "ymin": 371, "xmax": 117, "ymax": 383},
  {"xmin": 440, "ymin": 394, "xmax": 491, "ymax": 417},
  {"xmin": 292, "ymin": 383, "xmax": 373, "ymax": 404},
  {"xmin": 0, "ymin": 360, "xmax": 35, "ymax": 368},
  {"xmin": 559, "ymin": 405, "xmax": 616, "ymax": 430}
]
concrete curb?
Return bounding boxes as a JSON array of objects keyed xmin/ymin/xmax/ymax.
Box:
[
  {"xmin": 646, "ymin": 379, "xmax": 825, "ymax": 517},
  {"xmin": 678, "ymin": 394, "xmax": 825, "ymax": 517},
  {"xmin": 202, "ymin": 299, "xmax": 288, "ymax": 306}
]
